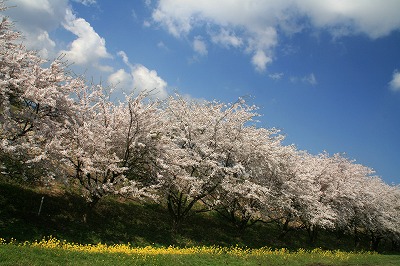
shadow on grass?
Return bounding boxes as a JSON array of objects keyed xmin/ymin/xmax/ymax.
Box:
[{"xmin": 0, "ymin": 181, "xmax": 398, "ymax": 253}]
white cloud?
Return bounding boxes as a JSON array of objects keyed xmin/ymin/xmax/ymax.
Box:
[
  {"xmin": 23, "ymin": 29, "xmax": 56, "ymax": 59},
  {"xmin": 247, "ymin": 27, "xmax": 277, "ymax": 71},
  {"xmin": 117, "ymin": 51, "xmax": 131, "ymax": 67},
  {"xmin": 143, "ymin": 20, "xmax": 152, "ymax": 27},
  {"xmin": 210, "ymin": 28, "xmax": 243, "ymax": 48},
  {"xmin": 252, "ymin": 50, "xmax": 272, "ymax": 72},
  {"xmin": 151, "ymin": 0, "xmax": 400, "ymax": 71},
  {"xmin": 73, "ymin": 0, "xmax": 97, "ymax": 6},
  {"xmin": 61, "ymin": 9, "xmax": 112, "ymax": 71},
  {"xmin": 152, "ymin": 1, "xmax": 281, "ymax": 71},
  {"xmin": 108, "ymin": 69, "xmax": 133, "ymax": 90},
  {"xmin": 302, "ymin": 73, "xmax": 317, "ymax": 86},
  {"xmin": 108, "ymin": 51, "xmax": 168, "ymax": 99},
  {"xmin": 269, "ymin": 72, "xmax": 284, "ymax": 80},
  {"xmin": 6, "ymin": 1, "xmax": 112, "ymax": 69},
  {"xmin": 7, "ymin": 0, "xmax": 68, "ymax": 30},
  {"xmin": 290, "ymin": 73, "xmax": 317, "ymax": 86},
  {"xmin": 152, "ymin": 7, "xmax": 192, "ymax": 37},
  {"xmin": 131, "ymin": 8, "xmax": 138, "ymax": 20},
  {"xmin": 296, "ymin": 0, "xmax": 400, "ymax": 38},
  {"xmin": 193, "ymin": 36, "xmax": 208, "ymax": 56},
  {"xmin": 246, "ymin": 27, "xmax": 278, "ymax": 52},
  {"xmin": 157, "ymin": 41, "xmax": 169, "ymax": 50},
  {"xmin": 132, "ymin": 65, "xmax": 168, "ymax": 98},
  {"xmin": 3, "ymin": 0, "xmax": 68, "ymax": 58},
  {"xmin": 389, "ymin": 70, "xmax": 400, "ymax": 92},
  {"xmin": 144, "ymin": 0, "xmax": 152, "ymax": 8}
]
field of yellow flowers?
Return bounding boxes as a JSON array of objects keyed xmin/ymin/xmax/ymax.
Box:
[{"xmin": 1, "ymin": 237, "xmax": 399, "ymax": 266}]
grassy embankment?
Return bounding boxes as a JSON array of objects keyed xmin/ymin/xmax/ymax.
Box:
[
  {"xmin": 0, "ymin": 181, "xmax": 399, "ymax": 265},
  {"xmin": 1, "ymin": 238, "xmax": 400, "ymax": 266}
]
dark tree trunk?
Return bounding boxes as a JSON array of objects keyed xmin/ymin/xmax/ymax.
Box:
[
  {"xmin": 306, "ymin": 224, "xmax": 318, "ymax": 244},
  {"xmin": 370, "ymin": 232, "xmax": 383, "ymax": 252},
  {"xmin": 278, "ymin": 218, "xmax": 291, "ymax": 240},
  {"xmin": 82, "ymin": 195, "xmax": 101, "ymax": 223},
  {"xmin": 353, "ymin": 226, "xmax": 361, "ymax": 249},
  {"xmin": 392, "ymin": 239, "xmax": 399, "ymax": 251},
  {"xmin": 167, "ymin": 192, "xmax": 193, "ymax": 233}
]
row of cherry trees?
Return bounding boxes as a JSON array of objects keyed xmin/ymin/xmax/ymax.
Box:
[{"xmin": 1, "ymin": 2, "xmax": 399, "ymax": 250}]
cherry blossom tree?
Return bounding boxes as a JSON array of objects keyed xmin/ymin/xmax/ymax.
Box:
[
  {"xmin": 313, "ymin": 154, "xmax": 374, "ymax": 245},
  {"xmin": 274, "ymin": 151, "xmax": 398, "ymax": 247},
  {"xmin": 349, "ymin": 177, "xmax": 400, "ymax": 250},
  {"xmin": 385, "ymin": 185, "xmax": 400, "ymax": 250},
  {"xmin": 45, "ymin": 84, "xmax": 163, "ymax": 208},
  {"xmin": 159, "ymin": 95, "xmax": 266, "ymax": 229},
  {"xmin": 270, "ymin": 151, "xmax": 339, "ymax": 242},
  {"xmin": 1, "ymin": 3, "xmax": 162, "ymax": 208},
  {"xmin": 0, "ymin": 2, "xmax": 76, "ymax": 183},
  {"xmin": 204, "ymin": 126, "xmax": 296, "ymax": 232},
  {"xmin": 296, "ymin": 153, "xmax": 400, "ymax": 249}
]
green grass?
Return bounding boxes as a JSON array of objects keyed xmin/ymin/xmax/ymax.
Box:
[{"xmin": 1, "ymin": 243, "xmax": 400, "ymax": 266}]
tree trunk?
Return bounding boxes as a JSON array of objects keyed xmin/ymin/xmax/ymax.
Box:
[
  {"xmin": 278, "ymin": 218, "xmax": 291, "ymax": 240},
  {"xmin": 306, "ymin": 224, "xmax": 318, "ymax": 244},
  {"xmin": 392, "ymin": 239, "xmax": 399, "ymax": 252},
  {"xmin": 370, "ymin": 232, "xmax": 383, "ymax": 252},
  {"xmin": 167, "ymin": 193, "xmax": 185, "ymax": 233},
  {"xmin": 82, "ymin": 195, "xmax": 100, "ymax": 223},
  {"xmin": 353, "ymin": 226, "xmax": 360, "ymax": 249}
]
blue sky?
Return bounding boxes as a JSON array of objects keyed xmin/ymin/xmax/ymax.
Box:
[{"xmin": 4, "ymin": 0, "xmax": 400, "ymax": 184}]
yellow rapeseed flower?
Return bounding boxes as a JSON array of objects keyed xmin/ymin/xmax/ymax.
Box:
[{"xmin": 0, "ymin": 235, "xmax": 376, "ymax": 262}]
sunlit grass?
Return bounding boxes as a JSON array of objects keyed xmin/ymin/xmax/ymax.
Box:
[
  {"xmin": 1, "ymin": 236, "xmax": 371, "ymax": 257},
  {"xmin": 2, "ymin": 236, "xmax": 393, "ymax": 266}
]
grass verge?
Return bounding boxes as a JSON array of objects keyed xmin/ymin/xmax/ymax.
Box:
[{"xmin": 1, "ymin": 237, "xmax": 399, "ymax": 266}]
